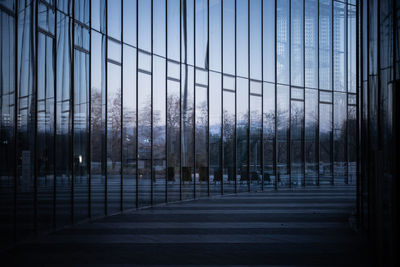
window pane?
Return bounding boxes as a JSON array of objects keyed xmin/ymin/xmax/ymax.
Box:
[
  {"xmin": 74, "ymin": 0, "xmax": 89, "ymax": 25},
  {"xmin": 319, "ymin": 103, "xmax": 332, "ymax": 184},
  {"xmin": 348, "ymin": 5, "xmax": 356, "ymax": 93},
  {"xmin": 223, "ymin": 90, "xmax": 235, "ymax": 193},
  {"xmin": 209, "ymin": 72, "xmax": 221, "ymax": 195},
  {"xmin": 138, "ymin": 0, "xmax": 151, "ymax": 51},
  {"xmin": 122, "ymin": 45, "xmax": 136, "ymax": 209},
  {"xmin": 277, "ymin": 0, "xmax": 289, "ymax": 84},
  {"xmin": 237, "ymin": 78, "xmax": 248, "ymax": 192},
  {"xmin": 74, "ymin": 50, "xmax": 89, "ymax": 222},
  {"xmin": 334, "ymin": 92, "xmax": 347, "ymax": 183},
  {"xmin": 290, "ymin": 100, "xmax": 304, "ymax": 186},
  {"xmin": 123, "ymin": 0, "xmax": 136, "ymax": 46},
  {"xmin": 209, "ymin": 0, "xmax": 221, "ymax": 71},
  {"xmin": 263, "ymin": 0, "xmax": 275, "ymax": 82},
  {"xmin": 236, "ymin": 0, "xmax": 248, "ymax": 78},
  {"xmin": 153, "ymin": 56, "xmax": 166, "ymax": 204},
  {"xmin": 195, "ymin": 0, "xmax": 208, "ymax": 68},
  {"xmin": 107, "ymin": 63, "xmax": 121, "ymax": 212},
  {"xmin": 305, "ymin": 0, "xmax": 318, "ymax": 88},
  {"xmin": 223, "ymin": 0, "xmax": 235, "ymax": 75},
  {"xmin": 167, "ymin": 0, "xmax": 180, "ymax": 61},
  {"xmin": 154, "ymin": 0, "xmax": 166, "ymax": 56},
  {"xmin": 319, "ymin": 0, "xmax": 332, "ymax": 90},
  {"xmin": 291, "ymin": 0, "xmax": 304, "ymax": 86},
  {"xmin": 250, "ymin": 0, "xmax": 262, "ymax": 80},
  {"xmin": 91, "ymin": 31, "xmax": 106, "ymax": 217},
  {"xmin": 181, "ymin": 65, "xmax": 194, "ymax": 200},
  {"xmin": 182, "ymin": 0, "xmax": 194, "ymax": 65},
  {"xmin": 277, "ymin": 85, "xmax": 289, "ymax": 185},
  {"xmin": 333, "ymin": 1, "xmax": 346, "ymax": 92},
  {"xmin": 305, "ymin": 89, "xmax": 318, "ymax": 185},
  {"xmin": 91, "ymin": 0, "xmax": 106, "ymax": 33},
  {"xmin": 263, "ymin": 82, "xmax": 275, "ymax": 187},
  {"xmin": 250, "ymin": 94, "xmax": 262, "ymax": 191},
  {"xmin": 107, "ymin": 0, "xmax": 121, "ymax": 40}
]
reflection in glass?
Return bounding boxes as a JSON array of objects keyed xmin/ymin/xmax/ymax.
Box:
[
  {"xmin": 107, "ymin": 63, "xmax": 121, "ymax": 212},
  {"xmin": 37, "ymin": 33, "xmax": 55, "ymax": 230},
  {"xmin": 250, "ymin": 0, "xmax": 262, "ymax": 80},
  {"xmin": 333, "ymin": 1, "xmax": 346, "ymax": 92},
  {"xmin": 195, "ymin": 0, "xmax": 208, "ymax": 68},
  {"xmin": 319, "ymin": 0, "xmax": 332, "ymax": 90},
  {"xmin": 291, "ymin": 0, "xmax": 304, "ymax": 87},
  {"xmin": 181, "ymin": 65, "xmax": 194, "ymax": 200},
  {"xmin": 334, "ymin": 92, "xmax": 347, "ymax": 184},
  {"xmin": 277, "ymin": 85, "xmax": 289, "ymax": 185},
  {"xmin": 305, "ymin": 89, "xmax": 318, "ymax": 185},
  {"xmin": 223, "ymin": 0, "xmax": 235, "ymax": 75},
  {"xmin": 74, "ymin": 50, "xmax": 89, "ymax": 221},
  {"xmin": 123, "ymin": 0, "xmax": 136, "ymax": 46},
  {"xmin": 305, "ymin": 0, "xmax": 318, "ymax": 88},
  {"xmin": 138, "ymin": 0, "xmax": 151, "ymax": 52},
  {"xmin": 209, "ymin": 72, "xmax": 222, "ymax": 195},
  {"xmin": 263, "ymin": 0, "xmax": 275, "ymax": 82},
  {"xmin": 154, "ymin": 0, "xmax": 166, "ymax": 56},
  {"xmin": 209, "ymin": 0, "xmax": 221, "ymax": 72},
  {"xmin": 122, "ymin": 45, "xmax": 136, "ymax": 209},
  {"xmin": 236, "ymin": 0, "xmax": 248, "ymax": 78},
  {"xmin": 91, "ymin": 31, "xmax": 106, "ymax": 216},
  {"xmin": 263, "ymin": 83, "xmax": 275, "ymax": 187},
  {"xmin": 319, "ymin": 103, "xmax": 332, "ymax": 184},
  {"xmin": 290, "ymin": 99, "xmax": 304, "ymax": 186},
  {"xmin": 250, "ymin": 90, "xmax": 262, "ymax": 191},
  {"xmin": 168, "ymin": 0, "xmax": 180, "ymax": 61},
  {"xmin": 237, "ymin": 78, "xmax": 248, "ymax": 192},
  {"xmin": 277, "ymin": 0, "xmax": 289, "ymax": 84},
  {"xmin": 223, "ymin": 90, "xmax": 235, "ymax": 194}
]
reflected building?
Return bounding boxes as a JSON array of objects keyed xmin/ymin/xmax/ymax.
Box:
[{"xmin": 0, "ymin": 1, "xmax": 397, "ymax": 264}]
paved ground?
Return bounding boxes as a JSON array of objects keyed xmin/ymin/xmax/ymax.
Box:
[{"xmin": 2, "ymin": 185, "xmax": 369, "ymax": 266}]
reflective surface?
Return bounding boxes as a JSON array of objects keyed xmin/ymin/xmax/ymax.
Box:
[{"xmin": 0, "ymin": 0, "xmax": 357, "ymax": 247}]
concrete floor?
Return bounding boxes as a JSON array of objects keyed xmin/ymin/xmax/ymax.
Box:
[{"xmin": 3, "ymin": 186, "xmax": 369, "ymax": 266}]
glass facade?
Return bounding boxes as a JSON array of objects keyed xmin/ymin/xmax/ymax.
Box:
[{"xmin": 1, "ymin": 0, "xmax": 357, "ymax": 247}]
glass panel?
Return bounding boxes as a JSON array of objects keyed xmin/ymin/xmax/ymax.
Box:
[
  {"xmin": 195, "ymin": 83, "xmax": 208, "ymax": 197},
  {"xmin": 0, "ymin": 11, "xmax": 15, "ymax": 245},
  {"xmin": 167, "ymin": 79, "xmax": 180, "ymax": 202},
  {"xmin": 182, "ymin": 0, "xmax": 194, "ymax": 65},
  {"xmin": 291, "ymin": 0, "xmax": 304, "ymax": 87},
  {"xmin": 37, "ymin": 33, "xmax": 55, "ymax": 230},
  {"xmin": 167, "ymin": 0, "xmax": 180, "ymax": 61},
  {"xmin": 263, "ymin": 0, "xmax": 275, "ymax": 83},
  {"xmin": 55, "ymin": 11, "xmax": 72, "ymax": 227},
  {"xmin": 154, "ymin": 0, "xmax": 166, "ymax": 56},
  {"xmin": 250, "ymin": 0, "xmax": 261, "ymax": 80},
  {"xmin": 38, "ymin": 2, "xmax": 55, "ymax": 34},
  {"xmin": 122, "ymin": 45, "xmax": 136, "ymax": 209},
  {"xmin": 223, "ymin": 0, "xmax": 235, "ymax": 75},
  {"xmin": 209, "ymin": 72, "xmax": 221, "ymax": 195},
  {"xmin": 236, "ymin": 78, "xmax": 248, "ymax": 192},
  {"xmin": 108, "ymin": 39, "xmax": 121, "ymax": 63},
  {"xmin": 277, "ymin": 0, "xmax": 289, "ymax": 84},
  {"xmin": 91, "ymin": 0, "xmax": 106, "ymax": 33},
  {"xmin": 91, "ymin": 31, "xmax": 106, "ymax": 217},
  {"xmin": 347, "ymin": 5, "xmax": 356, "ymax": 93},
  {"xmin": 291, "ymin": 87, "xmax": 304, "ymax": 100},
  {"xmin": 107, "ymin": 0, "xmax": 121, "ymax": 40},
  {"xmin": 138, "ymin": 0, "xmax": 151, "ymax": 52},
  {"xmin": 209, "ymin": 0, "xmax": 221, "ymax": 71},
  {"xmin": 123, "ymin": 0, "xmax": 136, "ymax": 46},
  {"xmin": 277, "ymin": 85, "xmax": 289, "ymax": 185},
  {"xmin": 57, "ymin": 0, "xmax": 72, "ymax": 15},
  {"xmin": 107, "ymin": 63, "xmax": 121, "ymax": 212},
  {"xmin": 320, "ymin": 91, "xmax": 332, "ymax": 103},
  {"xmin": 319, "ymin": 103, "xmax": 332, "ymax": 184},
  {"xmin": 223, "ymin": 90, "xmax": 235, "ymax": 193},
  {"xmin": 263, "ymin": 83, "xmax": 275, "ymax": 187},
  {"xmin": 250, "ymin": 94, "xmax": 262, "ymax": 191},
  {"xmin": 181, "ymin": 65, "xmax": 194, "ymax": 200},
  {"xmin": 74, "ymin": 23, "xmax": 90, "ymax": 51},
  {"xmin": 153, "ymin": 56, "xmax": 166, "ymax": 204},
  {"xmin": 138, "ymin": 71, "xmax": 151, "ymax": 207},
  {"xmin": 195, "ymin": 0, "xmax": 208, "ymax": 68},
  {"xmin": 305, "ymin": 89, "xmax": 318, "ymax": 185},
  {"xmin": 73, "ymin": 50, "xmax": 89, "ymax": 222},
  {"xmin": 305, "ymin": 0, "xmax": 318, "ymax": 88},
  {"xmin": 236, "ymin": 0, "xmax": 248, "ymax": 78},
  {"xmin": 319, "ymin": 0, "xmax": 332, "ymax": 90},
  {"xmin": 290, "ymin": 100, "xmax": 304, "ymax": 186},
  {"xmin": 333, "ymin": 1, "xmax": 346, "ymax": 92},
  {"xmin": 74, "ymin": 0, "xmax": 89, "ymax": 25},
  {"xmin": 347, "ymin": 105, "xmax": 356, "ymax": 184},
  {"xmin": 334, "ymin": 92, "xmax": 347, "ymax": 184}
]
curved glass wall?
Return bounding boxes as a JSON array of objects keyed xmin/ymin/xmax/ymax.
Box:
[{"xmin": 0, "ymin": 0, "xmax": 357, "ymax": 247}]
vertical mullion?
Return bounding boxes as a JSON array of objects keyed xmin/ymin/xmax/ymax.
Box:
[
  {"xmin": 150, "ymin": 0, "xmax": 154, "ymax": 206},
  {"xmin": 165, "ymin": 0, "xmax": 168, "ymax": 203},
  {"xmin": 104, "ymin": 0, "xmax": 108, "ymax": 215},
  {"xmin": 331, "ymin": 0, "xmax": 334, "ymax": 185},
  {"xmin": 345, "ymin": 2, "xmax": 349, "ymax": 185},
  {"xmin": 193, "ymin": 0, "xmax": 196, "ymax": 199},
  {"xmin": 247, "ymin": 0, "xmax": 250, "ymax": 192},
  {"xmin": 71, "ymin": 0, "xmax": 75, "ymax": 223},
  {"xmin": 135, "ymin": 0, "xmax": 139, "ymax": 208},
  {"xmin": 316, "ymin": 0, "xmax": 320, "ymax": 186},
  {"xmin": 261, "ymin": 0, "xmax": 264, "ymax": 191},
  {"xmin": 34, "ymin": 0, "xmax": 39, "ymax": 233},
  {"xmin": 221, "ymin": 0, "xmax": 224, "ymax": 195},
  {"xmin": 121, "ymin": 0, "xmax": 124, "ymax": 210},
  {"xmin": 234, "ymin": 0, "xmax": 238, "ymax": 193},
  {"xmin": 14, "ymin": 0, "xmax": 19, "ymax": 242},
  {"xmin": 179, "ymin": 0, "xmax": 183, "ymax": 201},
  {"xmin": 207, "ymin": 0, "xmax": 210, "ymax": 196},
  {"xmin": 288, "ymin": 0, "xmax": 292, "ymax": 188},
  {"xmin": 302, "ymin": 0, "xmax": 306, "ymax": 187},
  {"xmin": 356, "ymin": 0, "xmax": 361, "ymax": 229},
  {"xmin": 88, "ymin": 0, "xmax": 92, "ymax": 218},
  {"xmin": 274, "ymin": 0, "xmax": 278, "ymax": 190},
  {"xmin": 53, "ymin": 3, "xmax": 58, "ymax": 226}
]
